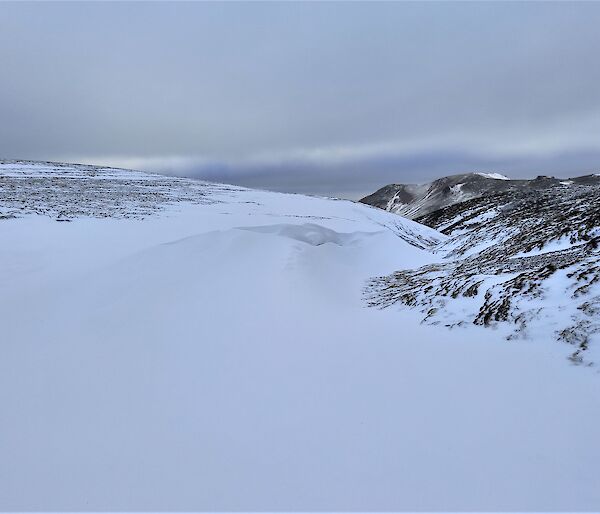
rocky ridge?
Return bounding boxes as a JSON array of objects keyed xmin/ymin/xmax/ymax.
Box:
[{"xmin": 360, "ymin": 171, "xmax": 600, "ymax": 219}]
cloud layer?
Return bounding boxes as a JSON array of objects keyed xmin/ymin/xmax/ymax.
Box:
[{"xmin": 1, "ymin": 2, "xmax": 600, "ymax": 197}]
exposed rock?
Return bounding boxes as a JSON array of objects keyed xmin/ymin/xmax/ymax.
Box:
[{"xmin": 365, "ymin": 182, "xmax": 600, "ymax": 364}]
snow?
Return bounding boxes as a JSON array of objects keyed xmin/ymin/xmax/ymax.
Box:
[
  {"xmin": 1, "ymin": 162, "xmax": 600, "ymax": 511},
  {"xmin": 512, "ymin": 234, "xmax": 581, "ymax": 258},
  {"xmin": 476, "ymin": 172, "xmax": 510, "ymax": 180},
  {"xmin": 462, "ymin": 208, "xmax": 499, "ymax": 226},
  {"xmin": 385, "ymin": 189, "xmax": 406, "ymax": 212},
  {"xmin": 449, "ymin": 183, "xmax": 464, "ymax": 194}
]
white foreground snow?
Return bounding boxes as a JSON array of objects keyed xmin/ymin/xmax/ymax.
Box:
[{"xmin": 1, "ymin": 163, "xmax": 599, "ymax": 510}]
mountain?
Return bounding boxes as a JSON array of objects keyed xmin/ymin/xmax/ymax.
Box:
[
  {"xmin": 366, "ymin": 177, "xmax": 600, "ymax": 365},
  {"xmin": 1, "ymin": 160, "xmax": 599, "ymax": 511},
  {"xmin": 359, "ymin": 171, "xmax": 600, "ymax": 219}
]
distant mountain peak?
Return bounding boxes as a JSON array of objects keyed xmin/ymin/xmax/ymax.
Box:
[{"xmin": 360, "ymin": 172, "xmax": 600, "ymax": 219}]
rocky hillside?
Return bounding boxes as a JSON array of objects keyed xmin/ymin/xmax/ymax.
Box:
[
  {"xmin": 0, "ymin": 159, "xmax": 240, "ymax": 220},
  {"xmin": 365, "ymin": 180, "xmax": 600, "ymax": 364},
  {"xmin": 360, "ymin": 172, "xmax": 600, "ymax": 219}
]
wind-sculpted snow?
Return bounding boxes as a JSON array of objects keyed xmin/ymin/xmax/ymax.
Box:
[
  {"xmin": 239, "ymin": 223, "xmax": 379, "ymax": 247},
  {"xmin": 366, "ymin": 184, "xmax": 600, "ymax": 364}
]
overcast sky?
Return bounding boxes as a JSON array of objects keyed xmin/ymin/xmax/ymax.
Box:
[{"xmin": 2, "ymin": 1, "xmax": 600, "ymax": 198}]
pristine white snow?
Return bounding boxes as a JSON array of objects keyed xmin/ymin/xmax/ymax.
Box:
[{"xmin": 1, "ymin": 163, "xmax": 600, "ymax": 511}]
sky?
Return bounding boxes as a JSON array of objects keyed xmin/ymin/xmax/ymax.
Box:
[{"xmin": 1, "ymin": 1, "xmax": 600, "ymax": 198}]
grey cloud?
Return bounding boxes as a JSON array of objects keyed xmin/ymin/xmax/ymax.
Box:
[
  {"xmin": 1, "ymin": 1, "xmax": 600, "ymax": 196},
  {"xmin": 86, "ymin": 145, "xmax": 600, "ymax": 200}
]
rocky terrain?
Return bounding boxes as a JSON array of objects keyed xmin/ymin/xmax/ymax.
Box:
[
  {"xmin": 360, "ymin": 171, "xmax": 600, "ymax": 219},
  {"xmin": 365, "ymin": 180, "xmax": 600, "ymax": 364},
  {"xmin": 0, "ymin": 159, "xmax": 241, "ymax": 220}
]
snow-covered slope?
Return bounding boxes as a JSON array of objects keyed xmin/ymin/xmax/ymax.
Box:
[
  {"xmin": 367, "ymin": 182, "xmax": 600, "ymax": 364},
  {"xmin": 1, "ymin": 161, "xmax": 600, "ymax": 511},
  {"xmin": 360, "ymin": 171, "xmax": 600, "ymax": 219}
]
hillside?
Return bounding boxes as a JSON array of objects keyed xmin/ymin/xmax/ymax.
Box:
[
  {"xmin": 1, "ymin": 161, "xmax": 599, "ymax": 511},
  {"xmin": 366, "ymin": 181, "xmax": 600, "ymax": 364}
]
